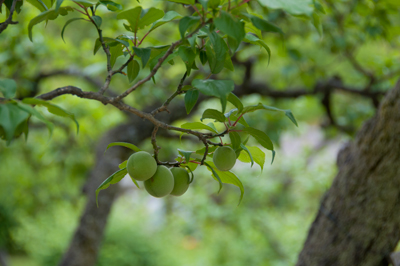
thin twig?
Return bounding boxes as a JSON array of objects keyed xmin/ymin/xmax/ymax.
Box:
[
  {"xmin": 200, "ymin": 141, "xmax": 209, "ymax": 165},
  {"xmin": 0, "ymin": 0, "xmax": 18, "ymax": 34},
  {"xmin": 151, "ymin": 126, "xmax": 160, "ymax": 163},
  {"xmin": 111, "ymin": 22, "xmax": 208, "ymax": 102},
  {"xmin": 112, "ymin": 54, "xmax": 134, "ymax": 76},
  {"xmin": 151, "ymin": 71, "xmax": 188, "ymax": 116}
]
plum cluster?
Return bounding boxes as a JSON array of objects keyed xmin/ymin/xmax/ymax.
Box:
[
  {"xmin": 126, "ymin": 146, "xmax": 238, "ymax": 198},
  {"xmin": 127, "ymin": 151, "xmax": 191, "ymax": 197}
]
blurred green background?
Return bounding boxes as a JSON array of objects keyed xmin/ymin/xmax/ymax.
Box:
[{"xmin": 1, "ymin": 0, "xmax": 399, "ymax": 265}]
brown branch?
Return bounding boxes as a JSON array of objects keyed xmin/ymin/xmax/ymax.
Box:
[
  {"xmin": 0, "ymin": 0, "xmax": 18, "ymax": 34},
  {"xmin": 97, "ymin": 28, "xmax": 113, "ymax": 95},
  {"xmin": 151, "ymin": 71, "xmax": 188, "ymax": 116},
  {"xmin": 151, "ymin": 126, "xmax": 160, "ymax": 163},
  {"xmin": 200, "ymin": 141, "xmax": 208, "ymax": 165},
  {"xmin": 111, "ymin": 22, "xmax": 208, "ymax": 102},
  {"xmin": 36, "ymin": 86, "xmax": 214, "ymax": 141},
  {"xmin": 112, "ymin": 54, "xmax": 134, "ymax": 76}
]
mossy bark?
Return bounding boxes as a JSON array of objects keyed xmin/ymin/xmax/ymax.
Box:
[{"xmin": 297, "ymin": 80, "xmax": 400, "ymax": 266}]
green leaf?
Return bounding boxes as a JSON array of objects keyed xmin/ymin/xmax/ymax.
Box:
[
  {"xmin": 138, "ymin": 7, "xmax": 164, "ymax": 29},
  {"xmin": 116, "ymin": 6, "xmax": 142, "ymax": 33},
  {"xmin": 258, "ymin": 0, "xmax": 314, "ymax": 16},
  {"xmin": 227, "ymin": 93, "xmax": 243, "ymax": 113},
  {"xmin": 243, "ymin": 33, "xmax": 271, "ymax": 64},
  {"xmin": 177, "ymin": 149, "xmax": 193, "ymax": 164},
  {"xmin": 313, "ymin": 0, "xmax": 325, "ymax": 14},
  {"xmin": 132, "ymin": 47, "xmax": 151, "ymax": 68},
  {"xmin": 96, "ymin": 167, "xmax": 127, "ymax": 207},
  {"xmin": 28, "ymin": 7, "xmax": 74, "ymax": 41},
  {"xmin": 37, "ymin": 0, "xmax": 49, "ymax": 10},
  {"xmin": 192, "ymin": 79, "xmax": 234, "ymax": 113},
  {"xmin": 284, "ymin": 110, "xmax": 298, "ymax": 127},
  {"xmin": 203, "ymin": 162, "xmax": 223, "ymax": 193},
  {"xmin": 117, "ymin": 7, "xmax": 164, "ymax": 33},
  {"xmin": 92, "ymin": 15, "xmax": 102, "ymax": 28},
  {"xmin": 197, "ymin": 0, "xmax": 208, "ymax": 9},
  {"xmin": 179, "ymin": 16, "xmax": 201, "ymax": 39},
  {"xmin": 224, "ymin": 52, "xmax": 234, "ymax": 71},
  {"xmin": 271, "ymin": 150, "xmax": 276, "ymax": 164},
  {"xmin": 230, "ymin": 113, "xmax": 249, "ymax": 127},
  {"xmin": 148, "ymin": 45, "xmax": 171, "ymax": 70},
  {"xmin": 177, "ymin": 46, "xmax": 196, "ymax": 74},
  {"xmin": 61, "ymin": 18, "xmax": 85, "ymax": 42},
  {"xmin": 110, "ymin": 167, "xmax": 127, "ymax": 184},
  {"xmin": 184, "ymin": 89, "xmax": 199, "ymax": 114},
  {"xmin": 199, "ymin": 50, "xmax": 207, "ymax": 65},
  {"xmin": 15, "ymin": 102, "xmax": 54, "ymax": 137},
  {"xmin": 99, "ymin": 0, "xmax": 122, "ymax": 11},
  {"xmin": 127, "ymin": 59, "xmax": 140, "ymax": 83},
  {"xmin": 204, "ymin": 29, "xmax": 229, "ymax": 74},
  {"xmin": 244, "ymin": 14, "xmax": 283, "ymax": 34},
  {"xmin": 311, "ymin": 11, "xmax": 323, "ymax": 36},
  {"xmin": 180, "ymin": 122, "xmax": 218, "ymax": 134},
  {"xmin": 129, "ymin": 174, "xmax": 140, "ymax": 189},
  {"xmin": 150, "ymin": 11, "xmax": 183, "ymax": 32},
  {"xmin": 242, "ymin": 127, "xmax": 273, "ymax": 150},
  {"xmin": 26, "ymin": 0, "xmax": 49, "ymax": 12},
  {"xmin": 104, "ymin": 142, "xmax": 141, "ymax": 153},
  {"xmin": 22, "ymin": 98, "xmax": 79, "ymax": 133},
  {"xmin": 93, "ymin": 39, "xmax": 102, "ymax": 55},
  {"xmin": 224, "ymin": 109, "xmax": 249, "ymax": 127},
  {"xmin": 229, "ymin": 131, "xmax": 241, "ymax": 150},
  {"xmin": 238, "ymin": 145, "xmax": 265, "ymax": 171},
  {"xmin": 55, "ymin": 0, "xmax": 64, "ymax": 11},
  {"xmin": 185, "ymin": 165, "xmax": 195, "ymax": 183},
  {"xmin": 205, "ymin": 161, "xmax": 244, "ymax": 205},
  {"xmin": 241, "ymin": 103, "xmax": 298, "ymax": 126},
  {"xmin": 109, "ymin": 45, "xmax": 123, "ymax": 68},
  {"xmin": 214, "ymin": 11, "xmax": 245, "ymax": 52},
  {"xmin": 239, "ymin": 143, "xmax": 254, "ymax": 166},
  {"xmin": 167, "ymin": 0, "xmax": 195, "ymax": 5},
  {"xmin": 73, "ymin": 0, "xmax": 95, "ymax": 7},
  {"xmin": 201, "ymin": 109, "xmax": 226, "ymax": 122},
  {"xmin": 0, "ymin": 103, "xmax": 29, "ymax": 143},
  {"xmin": 208, "ymin": 0, "xmax": 220, "ymax": 9},
  {"xmin": 119, "ymin": 160, "xmax": 127, "ymax": 169},
  {"xmin": 0, "ymin": 78, "xmax": 16, "ymax": 99},
  {"xmin": 206, "ymin": 122, "xmax": 218, "ymax": 133},
  {"xmin": 113, "ymin": 38, "xmax": 130, "ymax": 48}
]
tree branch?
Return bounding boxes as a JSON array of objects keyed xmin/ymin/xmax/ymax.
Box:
[
  {"xmin": 0, "ymin": 0, "xmax": 18, "ymax": 34},
  {"xmin": 111, "ymin": 22, "xmax": 208, "ymax": 102},
  {"xmin": 151, "ymin": 126, "xmax": 160, "ymax": 163},
  {"xmin": 36, "ymin": 86, "xmax": 214, "ymax": 145},
  {"xmin": 151, "ymin": 71, "xmax": 188, "ymax": 116}
]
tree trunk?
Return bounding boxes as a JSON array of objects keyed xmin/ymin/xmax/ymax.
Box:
[
  {"xmin": 59, "ymin": 102, "xmax": 188, "ymax": 266},
  {"xmin": 296, "ymin": 80, "xmax": 400, "ymax": 266}
]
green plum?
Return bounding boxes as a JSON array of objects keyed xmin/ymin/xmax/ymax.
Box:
[
  {"xmin": 126, "ymin": 151, "xmax": 157, "ymax": 181},
  {"xmin": 144, "ymin": 165, "xmax": 174, "ymax": 198},
  {"xmin": 170, "ymin": 167, "xmax": 190, "ymax": 196},
  {"xmin": 213, "ymin": 146, "xmax": 236, "ymax": 171}
]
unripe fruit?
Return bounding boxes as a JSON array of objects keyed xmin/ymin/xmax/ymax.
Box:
[
  {"xmin": 170, "ymin": 167, "xmax": 190, "ymax": 196},
  {"xmin": 127, "ymin": 151, "xmax": 157, "ymax": 181},
  {"xmin": 213, "ymin": 146, "xmax": 236, "ymax": 171},
  {"xmin": 144, "ymin": 165, "xmax": 174, "ymax": 198}
]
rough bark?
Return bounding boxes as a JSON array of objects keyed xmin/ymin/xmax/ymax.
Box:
[
  {"xmin": 58, "ymin": 102, "xmax": 188, "ymax": 266},
  {"xmin": 296, "ymin": 79, "xmax": 400, "ymax": 266}
]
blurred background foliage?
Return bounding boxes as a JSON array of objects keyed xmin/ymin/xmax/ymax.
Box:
[{"xmin": 1, "ymin": 0, "xmax": 399, "ymax": 265}]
